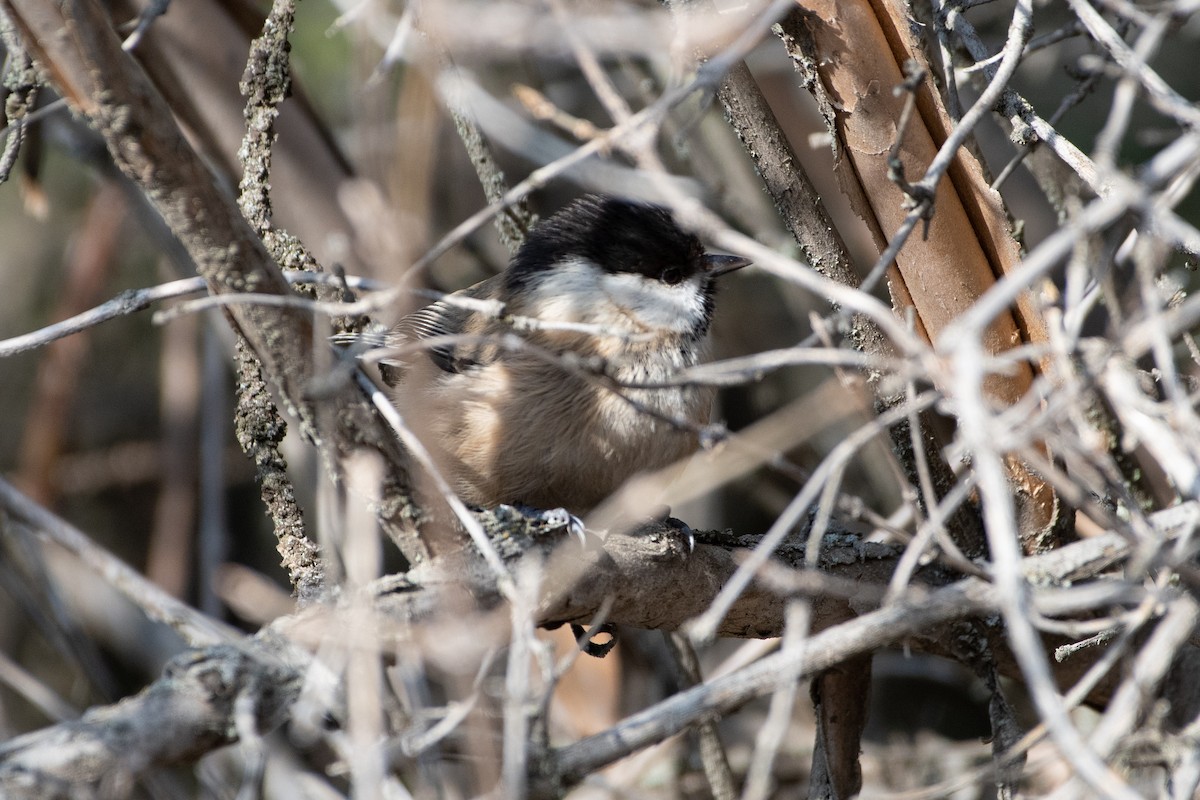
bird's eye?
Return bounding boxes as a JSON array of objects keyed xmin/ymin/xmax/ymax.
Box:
[{"xmin": 661, "ymin": 267, "xmax": 685, "ymax": 284}]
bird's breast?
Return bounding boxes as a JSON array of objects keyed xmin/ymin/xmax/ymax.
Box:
[{"xmin": 394, "ymin": 329, "xmax": 712, "ymax": 512}]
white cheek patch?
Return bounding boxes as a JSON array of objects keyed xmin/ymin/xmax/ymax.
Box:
[
  {"xmin": 599, "ymin": 270, "xmax": 707, "ymax": 333},
  {"xmin": 525, "ymin": 257, "xmax": 708, "ymax": 334}
]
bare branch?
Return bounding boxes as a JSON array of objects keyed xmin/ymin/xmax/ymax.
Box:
[{"xmin": 0, "ymin": 477, "xmax": 235, "ymax": 647}]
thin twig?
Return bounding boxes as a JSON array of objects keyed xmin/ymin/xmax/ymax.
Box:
[{"xmin": 0, "ymin": 477, "xmax": 236, "ymax": 647}]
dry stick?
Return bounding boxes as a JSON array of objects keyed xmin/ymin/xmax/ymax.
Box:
[
  {"xmin": 359, "ymin": 372, "xmax": 518, "ymax": 603},
  {"xmin": 950, "ymin": 307, "xmax": 1143, "ymax": 800},
  {"xmin": 0, "ymin": 634, "xmax": 308, "ymax": 799},
  {"xmin": 958, "ymin": 17, "xmax": 1087, "ymax": 75},
  {"xmin": 1088, "ymin": 16, "xmax": 1162, "ymax": 173},
  {"xmin": 502, "ymin": 564, "xmax": 543, "ymax": 800},
  {"xmin": 715, "ymin": 36, "xmax": 986, "ymax": 577},
  {"xmin": 366, "ymin": 0, "xmax": 793, "ymax": 326},
  {"xmin": 0, "ymin": 477, "xmax": 236, "ymax": 647},
  {"xmin": 804, "ymin": 460, "xmax": 846, "ymax": 566},
  {"xmin": 950, "ymin": 12, "xmax": 1101, "ymax": 186},
  {"xmin": 0, "ymin": 648, "xmax": 76, "ymax": 722},
  {"xmin": 947, "ymin": 11, "xmax": 1200, "ymax": 256},
  {"xmin": 885, "ymin": 473, "xmax": 983, "ymax": 599},
  {"xmin": 988, "ymin": 70, "xmax": 1102, "ymax": 194},
  {"xmin": 714, "ymin": 61, "xmax": 860, "ymax": 305},
  {"xmin": 838, "ymin": 535, "xmax": 1174, "ymax": 799},
  {"xmin": 1131, "ymin": 242, "xmax": 1200, "ymax": 487},
  {"xmin": 580, "ymin": 24, "xmax": 942, "ymax": 644},
  {"xmin": 0, "ymin": 19, "xmax": 38, "ymax": 186},
  {"xmin": 234, "ymin": 338, "xmax": 325, "ymax": 601},
  {"xmin": 0, "ymin": 273, "xmax": 383, "ymax": 358},
  {"xmin": 1098, "ymin": 356, "xmax": 1200, "ymax": 505},
  {"xmin": 168, "ymin": 283, "xmax": 734, "ymax": 449},
  {"xmin": 0, "ymin": 504, "xmax": 1179, "ymax": 792},
  {"xmin": 527, "ymin": 598, "xmax": 613, "ymax": 775},
  {"xmin": 547, "ymin": 0, "xmax": 632, "ymax": 125},
  {"xmin": 928, "ymin": 0, "xmax": 963, "ymax": 122},
  {"xmin": 586, "ymin": 18, "xmax": 870, "ymax": 793},
  {"xmin": 703, "ymin": 254, "xmax": 833, "ymax": 381},
  {"xmin": 669, "ymin": 346, "xmax": 895, "ymax": 387},
  {"xmin": 1, "ymin": 0, "xmax": 426, "ymax": 561},
  {"xmin": 336, "ymin": 116, "xmax": 916, "ymax": 364},
  {"xmin": 324, "ymin": 53, "xmax": 769, "ymax": 324},
  {"xmin": 233, "ymin": 0, "xmax": 329, "ymax": 600},
  {"xmin": 1043, "ymin": 595, "xmax": 1200, "ymax": 800},
  {"xmin": 1087, "ymin": 594, "xmax": 1200, "ymax": 759},
  {"xmin": 883, "ymin": 5, "xmax": 1187, "ymax": 790},
  {"xmin": 549, "ymin": 577, "xmax": 997, "ymax": 790},
  {"xmin": 115, "ymin": 0, "xmax": 167, "ymax": 52},
  {"xmin": 440, "ymin": 59, "xmax": 534, "ymax": 253},
  {"xmin": 341, "ymin": 455, "xmax": 389, "ymax": 798},
  {"xmin": 980, "ymin": 596, "xmax": 1142, "ymax": 800},
  {"xmin": 1021, "ymin": 349, "xmax": 1173, "ymax": 541},
  {"xmin": 843, "ymin": 0, "xmax": 1033, "ymax": 300},
  {"xmin": 4, "ymin": 0, "xmax": 305, "ymax": 422},
  {"xmin": 9, "ymin": 0, "xmax": 1190, "ymax": 786},
  {"xmin": 236, "ymin": 0, "xmax": 293, "ymax": 235},
  {"xmin": 720, "ymin": 14, "xmax": 1003, "ymax": 544},
  {"xmin": 664, "ymin": 632, "xmax": 737, "ymax": 800},
  {"xmin": 912, "ymin": 3, "xmax": 1033, "ymax": 201},
  {"xmin": 544, "ymin": 520, "xmax": 1175, "ymax": 794},
  {"xmin": 0, "ymin": 95, "xmax": 65, "ymax": 143},
  {"xmin": 741, "ymin": 601, "xmax": 809, "ymax": 800},
  {"xmin": 0, "ymin": 519, "xmax": 122, "ymax": 702},
  {"xmin": 949, "ymin": 131, "xmax": 1200, "ymax": 341},
  {"xmin": 1067, "ymin": 0, "xmax": 1200, "ymax": 128},
  {"xmin": 688, "ymin": 390, "xmax": 939, "ymax": 642}
]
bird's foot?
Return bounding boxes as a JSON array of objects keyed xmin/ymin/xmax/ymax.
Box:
[
  {"xmin": 570, "ymin": 622, "xmax": 618, "ymax": 658},
  {"xmin": 647, "ymin": 506, "xmax": 695, "ymax": 553},
  {"xmin": 515, "ymin": 504, "xmax": 588, "ymax": 549}
]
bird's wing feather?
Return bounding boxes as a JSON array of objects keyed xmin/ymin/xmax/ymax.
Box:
[
  {"xmin": 392, "ymin": 301, "xmax": 475, "ymax": 375},
  {"xmin": 381, "ymin": 281, "xmax": 499, "ymax": 385}
]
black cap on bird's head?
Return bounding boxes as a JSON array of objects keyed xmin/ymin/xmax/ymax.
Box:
[{"xmin": 506, "ymin": 195, "xmax": 750, "ymax": 289}]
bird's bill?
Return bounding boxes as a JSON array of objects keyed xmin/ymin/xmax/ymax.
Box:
[{"xmin": 702, "ymin": 253, "xmax": 752, "ymax": 277}]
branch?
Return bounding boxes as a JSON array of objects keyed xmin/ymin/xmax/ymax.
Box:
[
  {"xmin": 0, "ymin": 0, "xmax": 424, "ymax": 556},
  {"xmin": 4, "ymin": 492, "xmax": 1191, "ymax": 798},
  {"xmin": 542, "ymin": 577, "xmax": 995, "ymax": 795},
  {"xmin": 0, "ymin": 477, "xmax": 236, "ymax": 647},
  {"xmin": 0, "ymin": 636, "xmax": 308, "ymax": 799}
]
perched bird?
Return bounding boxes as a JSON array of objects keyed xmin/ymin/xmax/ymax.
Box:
[{"xmin": 374, "ymin": 195, "xmax": 749, "ymax": 514}]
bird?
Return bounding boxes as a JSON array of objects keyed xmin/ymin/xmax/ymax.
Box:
[{"xmin": 367, "ymin": 195, "xmax": 749, "ymax": 515}]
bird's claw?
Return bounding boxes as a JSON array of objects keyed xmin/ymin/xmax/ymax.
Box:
[
  {"xmin": 571, "ymin": 622, "xmax": 618, "ymax": 658},
  {"xmin": 538, "ymin": 507, "xmax": 587, "ymax": 549},
  {"xmin": 680, "ymin": 523, "xmax": 696, "ymax": 554},
  {"xmin": 661, "ymin": 514, "xmax": 695, "ymax": 554}
]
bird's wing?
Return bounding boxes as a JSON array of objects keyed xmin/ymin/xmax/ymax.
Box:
[{"xmin": 381, "ymin": 281, "xmax": 499, "ymax": 385}]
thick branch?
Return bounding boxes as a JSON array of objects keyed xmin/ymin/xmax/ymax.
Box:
[
  {"xmin": 0, "ymin": 637, "xmax": 307, "ymax": 799},
  {"xmin": 0, "ymin": 504, "xmax": 1193, "ymax": 797},
  {"xmin": 543, "ymin": 577, "xmax": 996, "ymax": 795}
]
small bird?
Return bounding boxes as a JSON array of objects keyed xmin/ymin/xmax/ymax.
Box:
[{"xmin": 375, "ymin": 195, "xmax": 749, "ymax": 514}]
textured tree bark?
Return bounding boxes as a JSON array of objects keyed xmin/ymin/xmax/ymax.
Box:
[
  {"xmin": 809, "ymin": 654, "xmax": 873, "ymax": 800},
  {"xmin": 777, "ymin": 1, "xmax": 1066, "ymax": 555},
  {"xmin": 1, "ymin": 498, "xmax": 1193, "ymax": 798},
  {"xmin": 0, "ymin": 0, "xmax": 427, "ymax": 562}
]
